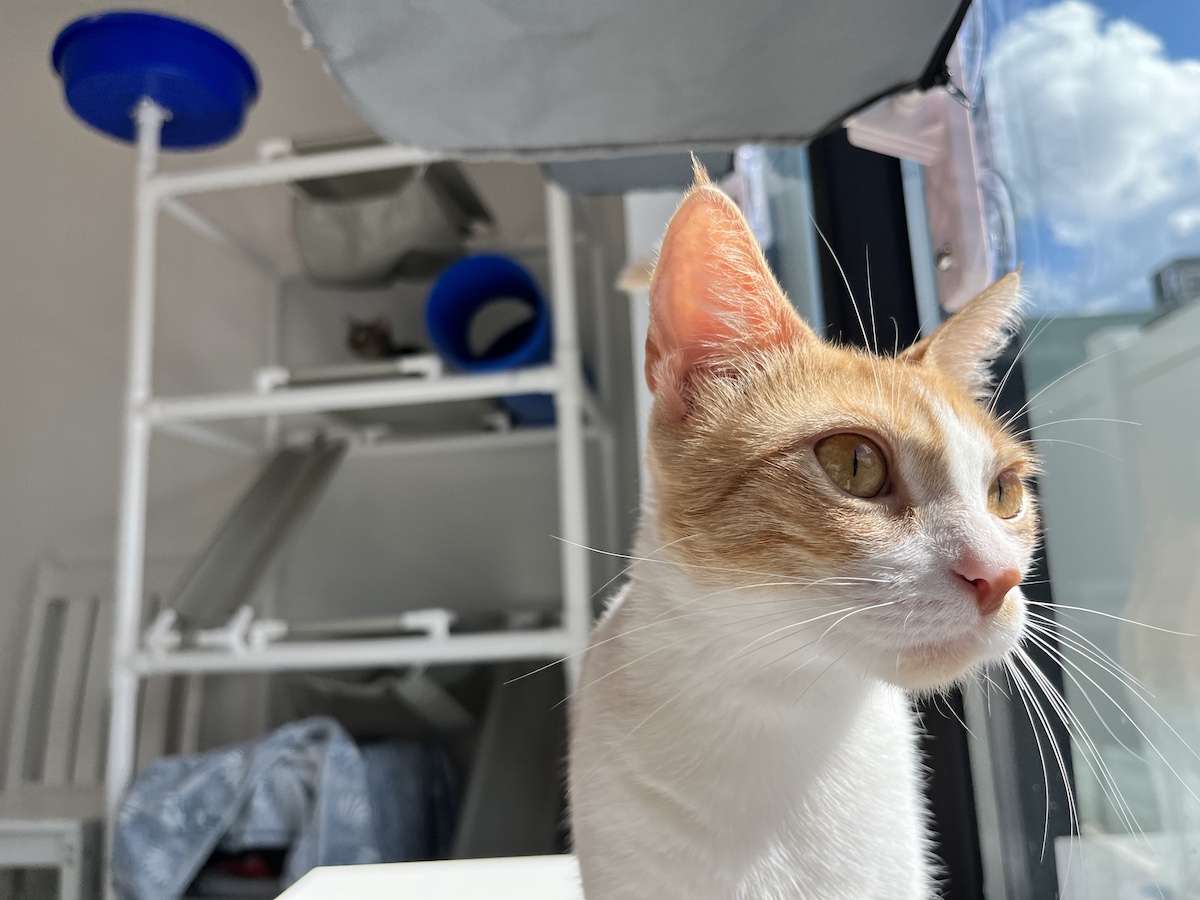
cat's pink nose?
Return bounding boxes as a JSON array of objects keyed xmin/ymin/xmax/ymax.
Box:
[{"xmin": 954, "ymin": 560, "xmax": 1021, "ymax": 616}]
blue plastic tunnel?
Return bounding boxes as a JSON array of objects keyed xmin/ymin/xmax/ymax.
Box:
[{"xmin": 425, "ymin": 254, "xmax": 555, "ymax": 424}]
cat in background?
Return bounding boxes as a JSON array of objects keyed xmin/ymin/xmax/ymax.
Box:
[
  {"xmin": 569, "ymin": 164, "xmax": 1036, "ymax": 900},
  {"xmin": 345, "ymin": 316, "xmax": 422, "ymax": 360}
]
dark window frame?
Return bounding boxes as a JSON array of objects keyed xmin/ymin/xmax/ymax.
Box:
[{"xmin": 805, "ymin": 130, "xmax": 1077, "ymax": 900}]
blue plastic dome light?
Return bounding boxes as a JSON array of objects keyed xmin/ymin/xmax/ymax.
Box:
[{"xmin": 51, "ymin": 11, "xmax": 259, "ymax": 150}]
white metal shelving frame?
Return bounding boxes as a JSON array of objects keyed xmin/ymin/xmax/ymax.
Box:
[{"xmin": 107, "ymin": 101, "xmax": 613, "ymax": 878}]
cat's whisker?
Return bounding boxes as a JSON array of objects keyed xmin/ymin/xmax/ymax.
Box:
[
  {"xmin": 978, "ymin": 675, "xmax": 992, "ymax": 721},
  {"xmin": 1001, "ymin": 345, "xmax": 1125, "ymax": 429},
  {"xmin": 811, "ymin": 219, "xmax": 885, "ymax": 408},
  {"xmin": 628, "ymin": 614, "xmax": 869, "ymax": 743},
  {"xmin": 752, "ymin": 629, "xmax": 834, "ymax": 674},
  {"xmin": 1024, "ymin": 624, "xmax": 1154, "ymax": 710},
  {"xmin": 1022, "ymin": 629, "xmax": 1148, "ymax": 763},
  {"xmin": 619, "ymin": 629, "xmax": 826, "ymax": 744},
  {"xmin": 735, "ymin": 603, "xmax": 867, "ymax": 657},
  {"xmin": 896, "ymin": 607, "xmax": 917, "ymax": 673},
  {"xmin": 941, "ymin": 692, "xmax": 977, "ymax": 740},
  {"xmin": 551, "ymin": 535, "xmax": 897, "ymax": 583},
  {"xmin": 785, "ymin": 647, "xmax": 853, "ymax": 694},
  {"xmin": 734, "ymin": 599, "xmax": 898, "ymax": 660},
  {"xmin": 1011, "ymin": 666, "xmax": 1132, "ymax": 900},
  {"xmin": 890, "ymin": 315, "xmax": 902, "ymax": 417},
  {"xmin": 558, "ymin": 602, "xmax": 841, "ymax": 708},
  {"xmin": 588, "ymin": 533, "xmax": 701, "ymax": 602},
  {"xmin": 1008, "ymin": 657, "xmax": 1056, "ymax": 864},
  {"xmin": 1011, "ymin": 416, "xmax": 1141, "ymax": 439},
  {"xmin": 1005, "ymin": 656, "xmax": 1077, "ymax": 864},
  {"xmin": 989, "ymin": 313, "xmax": 1055, "ymax": 415},
  {"xmin": 1027, "ymin": 615, "xmax": 1200, "ymax": 814},
  {"xmin": 1024, "ymin": 600, "xmax": 1199, "ymax": 637},
  {"xmin": 981, "ymin": 669, "xmax": 1010, "ymax": 700},
  {"xmin": 1014, "ymin": 648, "xmax": 1149, "ymax": 857},
  {"xmin": 1015, "ymin": 650, "xmax": 1190, "ymax": 900},
  {"xmin": 508, "ymin": 584, "xmax": 848, "ymax": 686},
  {"xmin": 811, "ymin": 219, "xmax": 870, "ymax": 350},
  {"xmin": 1024, "ymin": 612, "xmax": 1154, "ymax": 698},
  {"xmin": 1024, "ymin": 437, "xmax": 1121, "ymax": 462},
  {"xmin": 865, "ymin": 245, "xmax": 894, "ymax": 421},
  {"xmin": 1027, "ymin": 630, "xmax": 1200, "ymax": 777},
  {"xmin": 866, "ymin": 245, "xmax": 880, "ymax": 356}
]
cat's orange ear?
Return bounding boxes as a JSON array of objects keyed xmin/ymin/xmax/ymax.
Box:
[
  {"xmin": 900, "ymin": 272, "xmax": 1024, "ymax": 398},
  {"xmin": 646, "ymin": 167, "xmax": 811, "ymax": 414}
]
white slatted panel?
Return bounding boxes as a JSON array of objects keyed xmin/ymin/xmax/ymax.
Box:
[
  {"xmin": 135, "ymin": 677, "xmax": 171, "ymax": 772},
  {"xmin": 71, "ymin": 597, "xmax": 113, "ymax": 787},
  {"xmin": 5, "ymin": 573, "xmax": 54, "ymax": 791},
  {"xmin": 4, "ymin": 558, "xmax": 201, "ymax": 797},
  {"xmin": 41, "ymin": 593, "xmax": 98, "ymax": 786},
  {"xmin": 177, "ymin": 676, "xmax": 205, "ymax": 756}
]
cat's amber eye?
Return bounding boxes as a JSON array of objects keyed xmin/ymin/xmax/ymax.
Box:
[
  {"xmin": 814, "ymin": 433, "xmax": 888, "ymax": 499},
  {"xmin": 988, "ymin": 470, "xmax": 1024, "ymax": 519}
]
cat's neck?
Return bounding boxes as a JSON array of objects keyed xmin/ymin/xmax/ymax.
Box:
[
  {"xmin": 614, "ymin": 514, "xmax": 885, "ymax": 747},
  {"xmin": 587, "ymin": 521, "xmax": 909, "ymax": 855}
]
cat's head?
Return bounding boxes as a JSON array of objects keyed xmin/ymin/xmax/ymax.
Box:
[{"xmin": 644, "ymin": 167, "xmax": 1036, "ymax": 693}]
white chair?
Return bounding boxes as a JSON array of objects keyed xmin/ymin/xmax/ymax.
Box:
[{"xmin": 0, "ymin": 560, "xmax": 201, "ymax": 900}]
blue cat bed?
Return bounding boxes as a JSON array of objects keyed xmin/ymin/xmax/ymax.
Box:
[{"xmin": 51, "ymin": 10, "xmax": 258, "ymax": 149}]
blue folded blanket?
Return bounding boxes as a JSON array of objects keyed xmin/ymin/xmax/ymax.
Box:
[{"xmin": 112, "ymin": 717, "xmax": 456, "ymax": 899}]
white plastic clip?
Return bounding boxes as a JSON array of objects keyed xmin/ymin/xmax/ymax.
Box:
[
  {"xmin": 397, "ymin": 354, "xmax": 444, "ymax": 380},
  {"xmin": 194, "ymin": 605, "xmax": 256, "ymax": 654},
  {"xmin": 144, "ymin": 608, "xmax": 181, "ymax": 654},
  {"xmin": 254, "ymin": 366, "xmax": 290, "ymax": 393}
]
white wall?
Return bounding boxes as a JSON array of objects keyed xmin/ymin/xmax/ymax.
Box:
[{"xmin": 0, "ymin": 1, "xmax": 369, "ymax": 772}]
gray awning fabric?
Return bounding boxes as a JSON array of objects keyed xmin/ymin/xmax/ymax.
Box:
[{"xmin": 290, "ymin": 1, "xmax": 968, "ymax": 157}]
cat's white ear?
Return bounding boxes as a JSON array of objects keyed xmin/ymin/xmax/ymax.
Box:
[
  {"xmin": 901, "ymin": 272, "xmax": 1024, "ymax": 397},
  {"xmin": 646, "ymin": 168, "xmax": 811, "ymax": 413}
]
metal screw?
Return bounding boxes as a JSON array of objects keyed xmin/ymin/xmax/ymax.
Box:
[{"xmin": 935, "ymin": 247, "xmax": 955, "ymax": 272}]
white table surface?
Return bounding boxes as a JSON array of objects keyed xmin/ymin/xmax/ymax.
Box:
[{"xmin": 276, "ymin": 854, "xmax": 584, "ymax": 899}]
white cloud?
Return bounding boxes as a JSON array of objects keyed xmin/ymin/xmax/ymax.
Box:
[
  {"xmin": 983, "ymin": 1, "xmax": 1200, "ymax": 313},
  {"xmin": 1169, "ymin": 207, "xmax": 1200, "ymax": 236}
]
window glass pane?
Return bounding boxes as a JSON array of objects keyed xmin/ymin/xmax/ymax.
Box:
[{"xmin": 976, "ymin": 1, "xmax": 1200, "ymax": 894}]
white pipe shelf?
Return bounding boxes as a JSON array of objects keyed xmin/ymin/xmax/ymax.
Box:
[
  {"xmin": 147, "ymin": 138, "xmax": 699, "ymax": 199},
  {"xmin": 131, "ymin": 629, "xmax": 573, "ymax": 674},
  {"xmin": 143, "ymin": 366, "xmax": 561, "ymax": 423},
  {"xmin": 344, "ymin": 425, "xmax": 603, "ymax": 458},
  {"xmin": 105, "ymin": 106, "xmax": 611, "ymax": 900},
  {"xmin": 149, "ymin": 143, "xmax": 448, "ymax": 197}
]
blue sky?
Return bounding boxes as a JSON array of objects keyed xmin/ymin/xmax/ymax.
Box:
[
  {"xmin": 981, "ymin": 0, "xmax": 1200, "ymax": 314},
  {"xmin": 1105, "ymin": 0, "xmax": 1200, "ymax": 57}
]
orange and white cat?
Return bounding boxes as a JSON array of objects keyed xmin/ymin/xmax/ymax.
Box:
[{"xmin": 569, "ymin": 168, "xmax": 1037, "ymax": 899}]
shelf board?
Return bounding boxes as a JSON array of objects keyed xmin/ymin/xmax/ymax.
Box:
[
  {"xmin": 143, "ymin": 366, "xmax": 561, "ymax": 424},
  {"xmin": 342, "ymin": 425, "xmax": 605, "ymax": 457},
  {"xmin": 130, "ymin": 628, "xmax": 574, "ymax": 675}
]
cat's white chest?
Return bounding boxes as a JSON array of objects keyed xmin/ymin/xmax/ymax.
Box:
[
  {"xmin": 733, "ymin": 694, "xmax": 931, "ymax": 899},
  {"xmin": 570, "ymin": 587, "xmax": 932, "ymax": 900}
]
